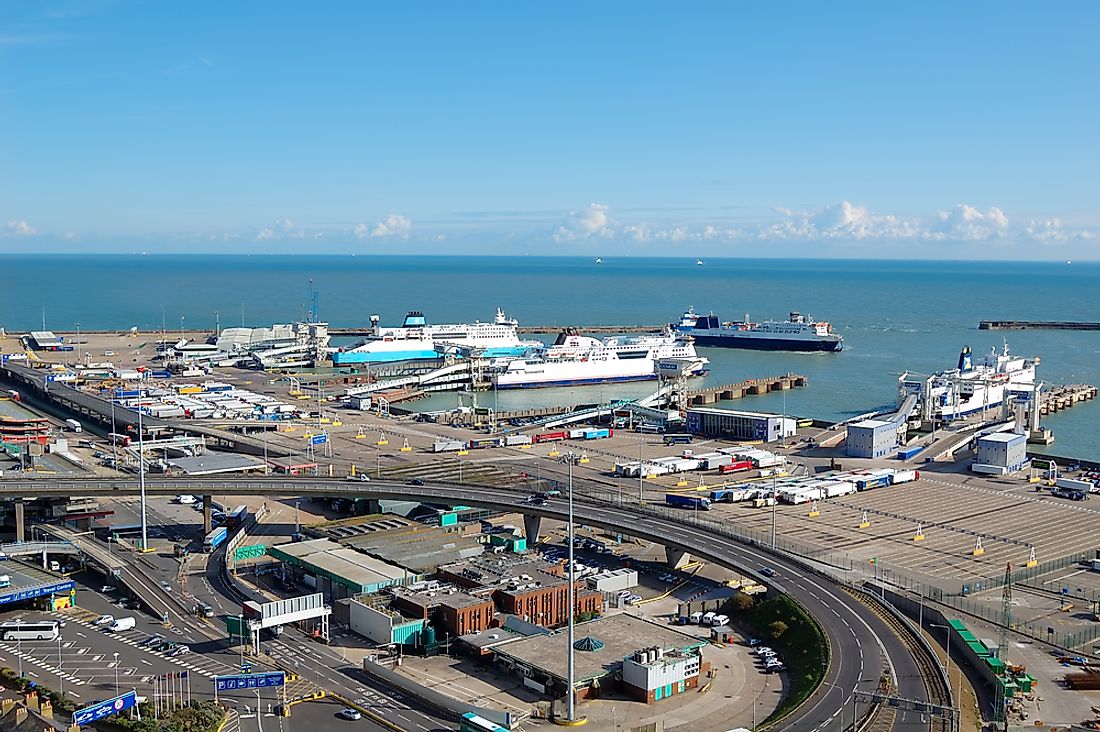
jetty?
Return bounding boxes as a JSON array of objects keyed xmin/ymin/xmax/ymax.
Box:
[
  {"xmin": 1040, "ymin": 384, "xmax": 1097, "ymax": 415},
  {"xmin": 685, "ymin": 373, "xmax": 807, "ymax": 406},
  {"xmin": 979, "ymin": 320, "xmax": 1100, "ymax": 331}
]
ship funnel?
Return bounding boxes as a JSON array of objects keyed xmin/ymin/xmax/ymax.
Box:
[
  {"xmin": 958, "ymin": 346, "xmax": 973, "ymax": 371},
  {"xmin": 370, "ymin": 314, "xmax": 380, "ymax": 336}
]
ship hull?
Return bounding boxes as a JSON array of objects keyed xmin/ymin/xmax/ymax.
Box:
[{"xmin": 688, "ymin": 334, "xmax": 843, "ymax": 352}]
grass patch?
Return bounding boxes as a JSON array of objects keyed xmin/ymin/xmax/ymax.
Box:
[{"xmin": 736, "ymin": 594, "xmax": 829, "ymax": 728}]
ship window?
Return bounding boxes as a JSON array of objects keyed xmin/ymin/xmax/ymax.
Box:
[{"xmin": 618, "ymin": 351, "xmax": 648, "ymax": 359}]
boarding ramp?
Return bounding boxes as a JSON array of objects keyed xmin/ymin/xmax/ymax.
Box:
[
  {"xmin": 344, "ymin": 360, "xmax": 473, "ymax": 396},
  {"xmin": 922, "ymin": 420, "xmax": 1016, "ymax": 463}
]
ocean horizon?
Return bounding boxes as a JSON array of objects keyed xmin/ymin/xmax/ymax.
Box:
[{"xmin": 2, "ymin": 253, "xmax": 1097, "ymax": 460}]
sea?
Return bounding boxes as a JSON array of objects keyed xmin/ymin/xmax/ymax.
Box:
[{"xmin": 3, "ymin": 254, "xmax": 1099, "ymax": 460}]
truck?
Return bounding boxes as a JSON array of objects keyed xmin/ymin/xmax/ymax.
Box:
[
  {"xmin": 1051, "ymin": 486, "xmax": 1088, "ymax": 501},
  {"xmin": 719, "ymin": 460, "xmax": 755, "ymax": 475},
  {"xmin": 64, "ymin": 419, "xmax": 82, "ymax": 433},
  {"xmin": 107, "ymin": 617, "xmax": 136, "ymax": 632},
  {"xmin": 504, "ymin": 434, "xmax": 532, "ymax": 447},
  {"xmin": 432, "ymin": 440, "xmax": 468, "ymax": 453},
  {"xmin": 664, "ymin": 494, "xmax": 711, "ymax": 510},
  {"xmin": 226, "ymin": 505, "xmax": 249, "ymax": 529},
  {"xmin": 710, "ymin": 488, "xmax": 754, "ymax": 503},
  {"xmin": 533, "ymin": 431, "xmax": 567, "ymax": 444},
  {"xmin": 891, "ymin": 469, "xmax": 920, "ymax": 485},
  {"xmin": 896, "ymin": 445, "xmax": 924, "ymax": 460},
  {"xmin": 469, "ymin": 437, "xmax": 504, "ymax": 449},
  {"xmin": 583, "ymin": 428, "xmax": 612, "ymax": 440},
  {"xmin": 1055, "ymin": 477, "xmax": 1094, "ymax": 492},
  {"xmin": 203, "ymin": 526, "xmax": 228, "ymax": 552}
]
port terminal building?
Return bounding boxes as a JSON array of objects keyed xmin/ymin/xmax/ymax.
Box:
[
  {"xmin": 489, "ymin": 614, "xmax": 709, "ymax": 702},
  {"xmin": 685, "ymin": 408, "xmax": 796, "ymax": 442}
]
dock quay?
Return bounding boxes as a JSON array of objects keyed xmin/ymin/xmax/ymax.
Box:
[
  {"xmin": 685, "ymin": 373, "xmax": 807, "ymax": 406},
  {"xmin": 327, "ymin": 325, "xmax": 664, "ymax": 337},
  {"xmin": 1039, "ymin": 384, "xmax": 1097, "ymax": 414},
  {"xmin": 979, "ymin": 320, "xmax": 1100, "ymax": 330}
]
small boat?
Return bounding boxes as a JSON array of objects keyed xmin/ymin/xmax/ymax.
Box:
[
  {"xmin": 695, "ymin": 259, "xmax": 704, "ymax": 266},
  {"xmin": 595, "ymin": 257, "xmax": 603, "ymax": 264}
]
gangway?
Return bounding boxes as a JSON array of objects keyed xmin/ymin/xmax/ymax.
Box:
[{"xmin": 344, "ymin": 360, "xmax": 474, "ymax": 397}]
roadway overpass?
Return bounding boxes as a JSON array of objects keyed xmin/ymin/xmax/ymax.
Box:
[{"xmin": 0, "ymin": 475, "xmax": 939, "ymax": 731}]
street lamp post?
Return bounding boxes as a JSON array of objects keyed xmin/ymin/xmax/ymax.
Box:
[
  {"xmin": 58, "ymin": 632, "xmax": 63, "ymax": 695},
  {"xmin": 138, "ymin": 405, "xmax": 148, "ymax": 552},
  {"xmin": 113, "ymin": 652, "xmax": 119, "ymax": 694},
  {"xmin": 563, "ymin": 452, "xmax": 580, "ymax": 723}
]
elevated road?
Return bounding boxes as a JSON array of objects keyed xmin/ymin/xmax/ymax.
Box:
[{"xmin": 1, "ymin": 476, "xmax": 934, "ymax": 731}]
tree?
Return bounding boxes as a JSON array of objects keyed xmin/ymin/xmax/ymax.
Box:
[
  {"xmin": 768, "ymin": 620, "xmax": 789, "ymax": 639},
  {"xmin": 731, "ymin": 593, "xmax": 755, "ymax": 611}
]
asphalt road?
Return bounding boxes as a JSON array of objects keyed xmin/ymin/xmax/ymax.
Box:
[{"xmin": 2, "ymin": 474, "xmax": 936, "ymax": 731}]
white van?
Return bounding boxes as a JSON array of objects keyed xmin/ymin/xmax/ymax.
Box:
[
  {"xmin": 712, "ymin": 614, "xmax": 730, "ymax": 627},
  {"xmin": 689, "ymin": 611, "xmax": 703, "ymax": 624},
  {"xmin": 107, "ymin": 617, "xmax": 136, "ymax": 632},
  {"xmin": 701, "ymin": 611, "xmax": 716, "ymax": 625},
  {"xmin": 176, "ymin": 495, "xmax": 197, "ymax": 505},
  {"xmin": 49, "ymin": 560, "xmax": 61, "ymax": 573},
  {"xmin": 0, "ymin": 575, "xmax": 10, "ymax": 589}
]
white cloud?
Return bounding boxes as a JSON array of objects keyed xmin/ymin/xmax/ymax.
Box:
[
  {"xmin": 354, "ymin": 214, "xmax": 412, "ymax": 239},
  {"xmin": 760, "ymin": 201, "xmax": 920, "ymax": 241},
  {"xmin": 554, "ymin": 203, "xmax": 612, "ymax": 241},
  {"xmin": 5, "ymin": 219, "xmax": 37, "ymax": 237},
  {"xmin": 929, "ymin": 204, "xmax": 1009, "ymax": 241},
  {"xmin": 256, "ymin": 218, "xmax": 304, "ymax": 241}
]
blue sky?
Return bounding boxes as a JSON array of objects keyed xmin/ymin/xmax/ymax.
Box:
[{"xmin": 1, "ymin": 1, "xmax": 1097, "ymax": 258}]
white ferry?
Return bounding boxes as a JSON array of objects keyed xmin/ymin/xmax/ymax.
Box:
[
  {"xmin": 898, "ymin": 343, "xmax": 1038, "ymax": 422},
  {"xmin": 491, "ymin": 330, "xmax": 709, "ymax": 389},
  {"xmin": 332, "ymin": 308, "xmax": 537, "ymax": 365},
  {"xmin": 673, "ymin": 307, "xmax": 844, "ymax": 352}
]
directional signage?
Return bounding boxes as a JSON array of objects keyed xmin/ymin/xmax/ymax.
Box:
[
  {"xmin": 215, "ymin": 671, "xmax": 285, "ymax": 691},
  {"xmin": 234, "ymin": 544, "xmax": 266, "ymax": 561},
  {"xmin": 73, "ymin": 690, "xmax": 137, "ymax": 726},
  {"xmin": 310, "ymin": 433, "xmax": 328, "ymax": 445},
  {"xmin": 0, "ymin": 580, "xmax": 75, "ymax": 607}
]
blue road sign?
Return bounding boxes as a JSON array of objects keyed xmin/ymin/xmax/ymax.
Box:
[
  {"xmin": 311, "ymin": 434, "xmax": 328, "ymax": 445},
  {"xmin": 215, "ymin": 671, "xmax": 285, "ymax": 692},
  {"xmin": 73, "ymin": 690, "xmax": 137, "ymax": 726}
]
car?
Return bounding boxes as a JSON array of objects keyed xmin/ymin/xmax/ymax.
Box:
[
  {"xmin": 104, "ymin": 351, "xmax": 116, "ymax": 357},
  {"xmin": 194, "ymin": 501, "xmax": 204, "ymax": 511},
  {"xmin": 176, "ymin": 494, "xmax": 197, "ymax": 505},
  {"xmin": 159, "ymin": 581, "xmax": 172, "ymax": 593},
  {"xmin": 195, "ymin": 603, "xmax": 215, "ymax": 618},
  {"xmin": 747, "ymin": 638, "xmax": 762, "ymax": 647},
  {"xmin": 336, "ymin": 708, "xmax": 362, "ymax": 721},
  {"xmin": 759, "ymin": 567, "xmax": 776, "ymax": 578},
  {"xmin": 755, "ymin": 646, "xmax": 774, "ymax": 656},
  {"xmin": 93, "ymin": 614, "xmax": 115, "ymax": 627},
  {"xmin": 617, "ymin": 590, "xmax": 632, "ymax": 598},
  {"xmin": 345, "ymin": 474, "xmax": 371, "ymax": 482},
  {"xmin": 100, "ymin": 585, "xmax": 117, "ymax": 594},
  {"xmin": 140, "ymin": 634, "xmax": 165, "ymax": 648},
  {"xmin": 764, "ymin": 663, "xmax": 786, "ymax": 673},
  {"xmin": 407, "ymin": 479, "xmax": 425, "ymax": 486},
  {"xmin": 764, "ymin": 657, "xmax": 783, "ymax": 666},
  {"xmin": 169, "ymin": 645, "xmax": 190, "ymax": 657}
]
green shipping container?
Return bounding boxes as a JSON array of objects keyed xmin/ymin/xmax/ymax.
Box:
[{"xmin": 966, "ymin": 641, "xmax": 990, "ymax": 657}]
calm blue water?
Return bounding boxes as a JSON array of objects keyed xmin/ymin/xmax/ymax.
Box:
[{"xmin": 3, "ymin": 254, "xmax": 1098, "ymax": 459}]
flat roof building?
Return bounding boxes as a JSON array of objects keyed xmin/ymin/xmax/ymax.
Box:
[
  {"xmin": 268, "ymin": 538, "xmax": 416, "ymax": 599},
  {"xmin": 491, "ymin": 614, "xmax": 707, "ymax": 701},
  {"xmin": 686, "ymin": 407, "xmax": 796, "ymax": 443}
]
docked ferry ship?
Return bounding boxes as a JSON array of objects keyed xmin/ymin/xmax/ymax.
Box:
[
  {"xmin": 672, "ymin": 307, "xmax": 844, "ymax": 352},
  {"xmin": 898, "ymin": 343, "xmax": 1038, "ymax": 422},
  {"xmin": 332, "ymin": 309, "xmax": 537, "ymax": 365},
  {"xmin": 491, "ymin": 330, "xmax": 709, "ymax": 389}
]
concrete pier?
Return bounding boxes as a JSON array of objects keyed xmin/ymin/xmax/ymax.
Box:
[
  {"xmin": 1039, "ymin": 384, "xmax": 1097, "ymax": 415},
  {"xmin": 980, "ymin": 320, "xmax": 1100, "ymax": 330},
  {"xmin": 685, "ymin": 373, "xmax": 807, "ymax": 407}
]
